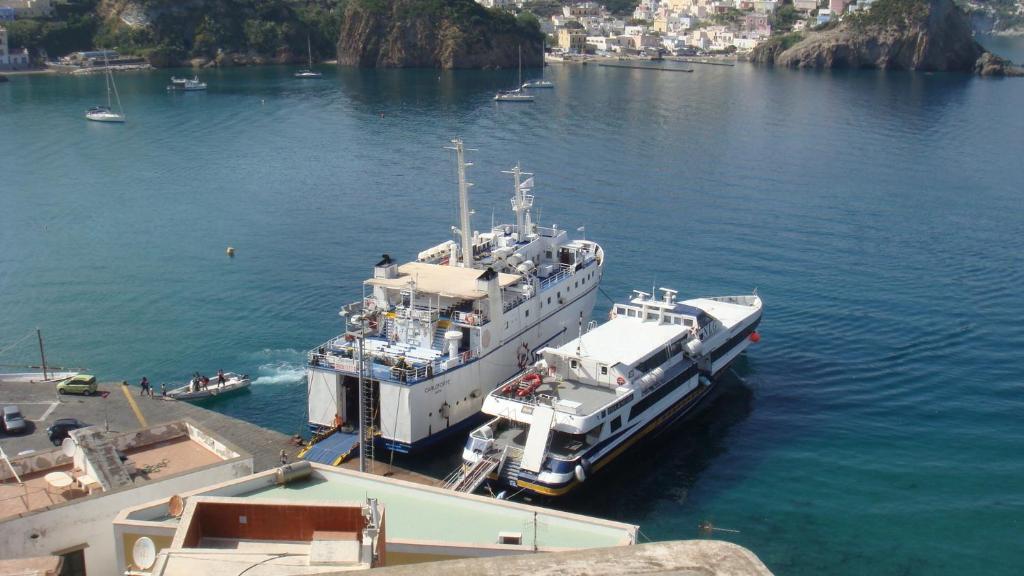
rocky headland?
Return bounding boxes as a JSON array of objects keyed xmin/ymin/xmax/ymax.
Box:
[
  {"xmin": 751, "ymin": 0, "xmax": 1023, "ymax": 76},
  {"xmin": 337, "ymin": 0, "xmax": 544, "ymax": 68}
]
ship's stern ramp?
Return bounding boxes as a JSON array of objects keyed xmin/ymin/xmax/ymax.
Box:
[{"xmin": 298, "ymin": 430, "xmax": 360, "ymax": 466}]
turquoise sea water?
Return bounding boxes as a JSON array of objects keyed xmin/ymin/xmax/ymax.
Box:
[{"xmin": 2, "ymin": 60, "xmax": 1023, "ymax": 574}]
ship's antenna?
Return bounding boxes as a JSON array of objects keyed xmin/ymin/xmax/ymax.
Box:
[
  {"xmin": 446, "ymin": 138, "xmax": 475, "ymax": 267},
  {"xmin": 503, "ymin": 162, "xmax": 534, "ymax": 239}
]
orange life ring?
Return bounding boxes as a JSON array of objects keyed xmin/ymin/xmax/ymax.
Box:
[
  {"xmin": 548, "ymin": 365, "xmax": 557, "ymax": 377},
  {"xmin": 616, "ymin": 376, "xmax": 626, "ymax": 385},
  {"xmin": 466, "ymin": 314, "xmax": 477, "ymax": 325}
]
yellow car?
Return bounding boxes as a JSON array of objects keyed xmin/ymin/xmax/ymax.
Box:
[{"xmin": 57, "ymin": 374, "xmax": 98, "ymax": 396}]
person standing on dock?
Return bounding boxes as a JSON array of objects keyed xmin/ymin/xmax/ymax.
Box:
[{"xmin": 139, "ymin": 377, "xmax": 150, "ymax": 397}]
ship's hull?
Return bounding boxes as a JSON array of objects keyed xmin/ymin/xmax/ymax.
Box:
[
  {"xmin": 307, "ymin": 261, "xmax": 604, "ymax": 453},
  {"xmin": 491, "ymin": 314, "xmax": 761, "ymax": 497}
]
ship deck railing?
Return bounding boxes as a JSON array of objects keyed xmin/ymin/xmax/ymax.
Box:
[
  {"xmin": 489, "ymin": 372, "xmax": 622, "ymax": 416},
  {"xmin": 308, "ymin": 341, "xmax": 482, "ymax": 385}
]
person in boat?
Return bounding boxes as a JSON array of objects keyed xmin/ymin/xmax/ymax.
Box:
[
  {"xmin": 217, "ymin": 369, "xmax": 225, "ymax": 387},
  {"xmin": 201, "ymin": 375, "xmax": 210, "ymax": 390}
]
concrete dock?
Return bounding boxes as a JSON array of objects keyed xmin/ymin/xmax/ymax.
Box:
[{"xmin": 0, "ymin": 380, "xmax": 435, "ymax": 484}]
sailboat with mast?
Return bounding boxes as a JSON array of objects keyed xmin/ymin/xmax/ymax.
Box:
[
  {"xmin": 494, "ymin": 45, "xmax": 534, "ymax": 102},
  {"xmin": 85, "ymin": 50, "xmax": 125, "ymax": 123},
  {"xmin": 523, "ymin": 38, "xmax": 554, "ymax": 89},
  {"xmin": 294, "ymin": 35, "xmax": 323, "ymax": 78}
]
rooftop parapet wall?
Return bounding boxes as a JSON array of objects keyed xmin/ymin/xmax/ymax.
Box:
[
  {"xmin": 0, "ymin": 419, "xmax": 242, "ymax": 483},
  {"xmin": 368, "ymin": 539, "xmax": 774, "ymax": 576}
]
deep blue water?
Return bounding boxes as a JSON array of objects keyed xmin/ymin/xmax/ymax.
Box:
[{"xmin": 2, "ymin": 58, "xmax": 1023, "ymax": 574}]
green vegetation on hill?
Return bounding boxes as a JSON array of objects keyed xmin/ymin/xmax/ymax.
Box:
[
  {"xmin": 844, "ymin": 0, "xmax": 930, "ymax": 29},
  {"xmin": 347, "ymin": 0, "xmax": 543, "ymax": 40},
  {"xmin": 601, "ymin": 0, "xmax": 640, "ymax": 16},
  {"xmin": 5, "ymin": 0, "xmax": 101, "ymax": 58},
  {"xmin": 7, "ymin": 0, "xmax": 343, "ymax": 65},
  {"xmin": 99, "ymin": 0, "xmax": 343, "ymax": 64}
]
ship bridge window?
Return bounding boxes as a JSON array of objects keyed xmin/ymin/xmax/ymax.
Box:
[
  {"xmin": 684, "ymin": 318, "xmax": 694, "ymax": 327},
  {"xmin": 647, "ymin": 312, "xmax": 659, "ymax": 321},
  {"xmin": 600, "ymin": 365, "xmax": 608, "ymax": 375},
  {"xmin": 570, "ymin": 359, "xmax": 578, "ymax": 370},
  {"xmin": 627, "ymin": 309, "xmax": 637, "ymax": 318},
  {"xmin": 610, "ymin": 416, "xmax": 622, "ymax": 433},
  {"xmin": 616, "ymin": 307, "xmax": 626, "ymax": 315}
]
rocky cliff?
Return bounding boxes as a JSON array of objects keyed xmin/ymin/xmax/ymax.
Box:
[
  {"xmin": 751, "ymin": 0, "xmax": 1022, "ymax": 76},
  {"xmin": 337, "ymin": 0, "xmax": 544, "ymax": 68}
]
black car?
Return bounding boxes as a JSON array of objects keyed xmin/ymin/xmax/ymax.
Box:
[{"xmin": 46, "ymin": 418, "xmax": 86, "ymax": 446}]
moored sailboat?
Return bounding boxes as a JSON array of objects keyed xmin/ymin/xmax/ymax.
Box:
[
  {"xmin": 495, "ymin": 45, "xmax": 534, "ymax": 102},
  {"xmin": 85, "ymin": 51, "xmax": 125, "ymax": 123},
  {"xmin": 294, "ymin": 35, "xmax": 323, "ymax": 79}
]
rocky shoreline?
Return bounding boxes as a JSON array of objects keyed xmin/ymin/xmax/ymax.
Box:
[
  {"xmin": 751, "ymin": 0, "xmax": 1023, "ymax": 76},
  {"xmin": 336, "ymin": 0, "xmax": 543, "ymax": 69}
]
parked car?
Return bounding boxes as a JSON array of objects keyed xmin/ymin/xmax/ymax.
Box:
[
  {"xmin": 46, "ymin": 418, "xmax": 86, "ymax": 446},
  {"xmin": 57, "ymin": 374, "xmax": 98, "ymax": 395},
  {"xmin": 2, "ymin": 405, "xmax": 27, "ymax": 434}
]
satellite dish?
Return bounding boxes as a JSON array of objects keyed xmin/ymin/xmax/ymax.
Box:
[
  {"xmin": 132, "ymin": 537, "xmax": 156, "ymax": 570},
  {"xmin": 60, "ymin": 437, "xmax": 76, "ymax": 458},
  {"xmin": 168, "ymin": 494, "xmax": 184, "ymax": 518}
]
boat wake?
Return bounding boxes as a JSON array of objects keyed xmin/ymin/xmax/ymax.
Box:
[{"xmin": 248, "ymin": 349, "xmax": 307, "ymax": 386}]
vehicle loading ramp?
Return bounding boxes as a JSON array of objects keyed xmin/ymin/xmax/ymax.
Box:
[{"xmin": 300, "ymin": 430, "xmax": 360, "ymax": 465}]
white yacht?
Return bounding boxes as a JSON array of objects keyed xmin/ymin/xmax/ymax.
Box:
[
  {"xmin": 522, "ymin": 80, "xmax": 553, "ymax": 89},
  {"xmin": 458, "ymin": 288, "xmax": 762, "ymax": 497},
  {"xmin": 167, "ymin": 76, "xmax": 207, "ymax": 91},
  {"xmin": 85, "ymin": 51, "xmax": 125, "ymax": 123},
  {"xmin": 306, "ymin": 139, "xmax": 605, "ymax": 455}
]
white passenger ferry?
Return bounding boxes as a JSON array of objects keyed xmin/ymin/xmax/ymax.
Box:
[
  {"xmin": 459, "ymin": 288, "xmax": 762, "ymax": 497},
  {"xmin": 306, "ymin": 139, "xmax": 605, "ymax": 454}
]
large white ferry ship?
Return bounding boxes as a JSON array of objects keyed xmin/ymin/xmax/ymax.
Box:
[
  {"xmin": 457, "ymin": 288, "xmax": 762, "ymax": 497},
  {"xmin": 305, "ymin": 139, "xmax": 605, "ymax": 455}
]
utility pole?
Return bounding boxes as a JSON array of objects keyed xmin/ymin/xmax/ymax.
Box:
[{"xmin": 36, "ymin": 328, "xmax": 47, "ymax": 381}]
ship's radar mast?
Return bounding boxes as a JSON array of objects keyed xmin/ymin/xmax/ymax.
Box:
[
  {"xmin": 503, "ymin": 163, "xmax": 534, "ymax": 239},
  {"xmin": 447, "ymin": 138, "xmax": 475, "ymax": 267}
]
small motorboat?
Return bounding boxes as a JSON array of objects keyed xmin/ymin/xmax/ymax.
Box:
[
  {"xmin": 166, "ymin": 372, "xmax": 250, "ymax": 401},
  {"xmin": 522, "ymin": 80, "xmax": 554, "ymax": 89},
  {"xmin": 167, "ymin": 76, "xmax": 207, "ymax": 91},
  {"xmin": 494, "ymin": 89, "xmax": 535, "ymax": 102}
]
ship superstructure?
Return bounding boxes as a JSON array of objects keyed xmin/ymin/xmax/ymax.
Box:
[{"xmin": 306, "ymin": 140, "xmax": 605, "ymax": 454}]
